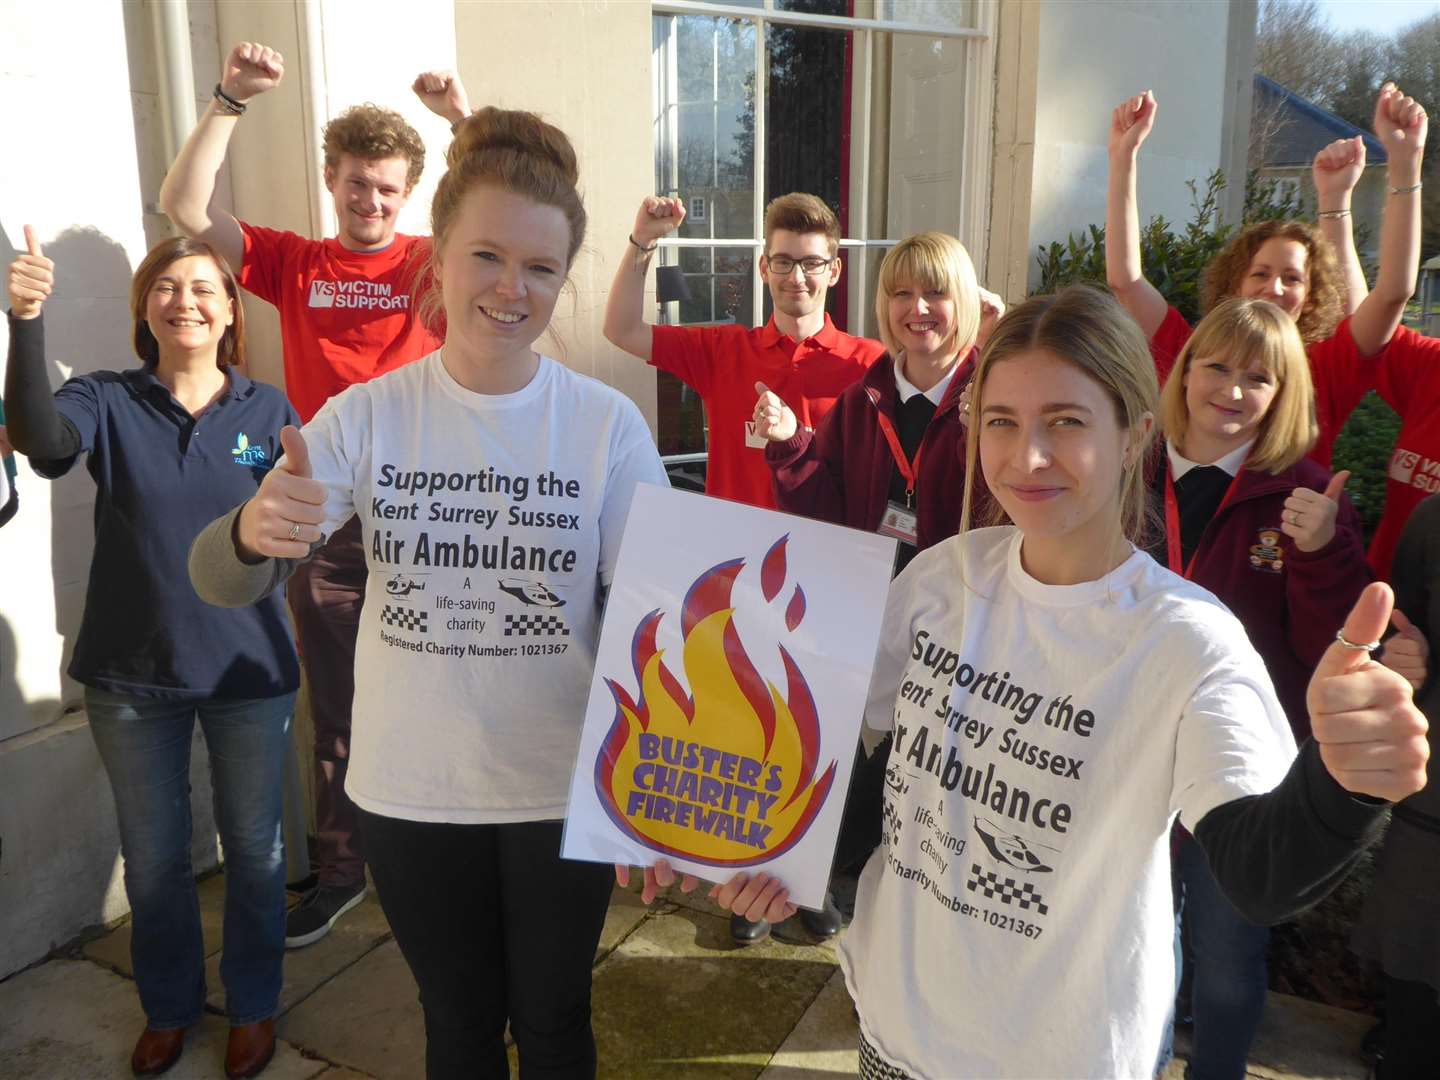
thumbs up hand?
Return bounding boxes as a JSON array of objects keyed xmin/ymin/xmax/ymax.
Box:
[
  {"xmin": 752, "ymin": 381, "xmax": 798, "ymax": 443},
  {"xmin": 1308, "ymin": 582, "xmax": 1429, "ymax": 802},
  {"xmin": 1281, "ymin": 470, "xmax": 1350, "ymax": 553},
  {"xmin": 8, "ymin": 226, "xmax": 53, "ymax": 319},
  {"xmin": 1382, "ymin": 609, "xmax": 1429, "ymax": 691},
  {"xmin": 235, "ymin": 425, "xmax": 327, "ymax": 560}
]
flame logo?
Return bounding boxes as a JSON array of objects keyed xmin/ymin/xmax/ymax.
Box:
[{"xmin": 595, "ymin": 535, "xmax": 836, "ymax": 866}]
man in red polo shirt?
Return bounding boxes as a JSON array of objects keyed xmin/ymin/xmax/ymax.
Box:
[
  {"xmin": 161, "ymin": 43, "xmax": 467, "ymax": 948},
  {"xmin": 604, "ymin": 193, "xmax": 884, "ymax": 509}
]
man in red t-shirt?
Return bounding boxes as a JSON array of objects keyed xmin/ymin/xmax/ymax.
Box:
[
  {"xmin": 161, "ymin": 43, "xmax": 465, "ymax": 955},
  {"xmin": 604, "ymin": 192, "xmax": 884, "ymax": 509}
]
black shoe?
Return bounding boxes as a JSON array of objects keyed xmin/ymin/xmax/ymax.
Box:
[
  {"xmin": 799, "ymin": 893, "xmax": 843, "ymax": 938},
  {"xmin": 285, "ymin": 882, "xmax": 366, "ymax": 948},
  {"xmin": 730, "ymin": 913, "xmax": 770, "ymax": 944}
]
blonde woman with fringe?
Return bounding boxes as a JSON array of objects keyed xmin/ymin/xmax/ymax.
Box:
[
  {"xmin": 707, "ymin": 286, "xmax": 1426, "ymax": 1079},
  {"xmin": 754, "ymin": 232, "xmax": 1001, "ymax": 575},
  {"xmin": 1153, "ymin": 297, "xmax": 1371, "ymax": 1080}
]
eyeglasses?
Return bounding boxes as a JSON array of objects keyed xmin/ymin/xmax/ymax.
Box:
[{"xmin": 765, "ymin": 255, "xmax": 835, "ymax": 277}]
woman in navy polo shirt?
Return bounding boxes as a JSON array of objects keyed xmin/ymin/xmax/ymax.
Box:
[{"xmin": 5, "ymin": 230, "xmax": 298, "ymax": 1079}]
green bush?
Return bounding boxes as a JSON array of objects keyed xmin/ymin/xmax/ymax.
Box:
[{"xmin": 1035, "ymin": 169, "xmax": 1397, "ymax": 540}]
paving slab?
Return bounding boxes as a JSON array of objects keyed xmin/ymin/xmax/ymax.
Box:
[
  {"xmin": 756, "ymin": 967, "xmax": 857, "ymax": 1079},
  {"xmin": 0, "ymin": 958, "xmax": 323, "ymax": 1079},
  {"xmin": 591, "ymin": 905, "xmax": 835, "ymax": 1080},
  {"xmin": 205, "ymin": 891, "xmax": 392, "ymax": 1016},
  {"xmin": 1245, "ymin": 991, "xmax": 1370, "ymax": 1080},
  {"xmin": 597, "ymin": 883, "xmax": 651, "ymax": 961},
  {"xmin": 83, "ymin": 871, "xmax": 227, "ymax": 976},
  {"xmin": 277, "ymin": 939, "xmax": 423, "ymax": 1080}
]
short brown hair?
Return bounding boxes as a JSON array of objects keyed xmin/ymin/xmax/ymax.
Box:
[
  {"xmin": 419, "ymin": 106, "xmax": 586, "ymax": 334},
  {"xmin": 1161, "ymin": 298, "xmax": 1316, "ymax": 474},
  {"xmin": 323, "ymin": 104, "xmax": 427, "ymax": 190},
  {"xmin": 764, "ymin": 193, "xmax": 840, "ymax": 256},
  {"xmin": 1200, "ymin": 220, "xmax": 1343, "ymax": 346},
  {"xmin": 129, "ymin": 238, "xmax": 245, "ymax": 369}
]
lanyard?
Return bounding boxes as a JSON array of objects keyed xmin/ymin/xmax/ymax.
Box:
[
  {"xmin": 1162, "ymin": 460, "xmax": 1246, "ymax": 578},
  {"xmin": 868, "ymin": 388, "xmax": 922, "ymax": 507}
]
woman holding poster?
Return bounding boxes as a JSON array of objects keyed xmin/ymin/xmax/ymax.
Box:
[
  {"xmin": 190, "ymin": 107, "xmax": 668, "ymax": 1079},
  {"xmin": 705, "ymin": 286, "xmax": 1427, "ymax": 1079}
]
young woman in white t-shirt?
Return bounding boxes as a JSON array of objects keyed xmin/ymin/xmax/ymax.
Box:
[
  {"xmin": 191, "ymin": 108, "xmax": 668, "ymax": 1078},
  {"xmin": 696, "ymin": 285, "xmax": 1427, "ymax": 1079}
]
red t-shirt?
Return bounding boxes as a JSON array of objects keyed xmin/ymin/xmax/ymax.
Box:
[
  {"xmin": 1363, "ymin": 325, "xmax": 1440, "ymax": 580},
  {"xmin": 237, "ymin": 223, "xmax": 443, "ymax": 421},
  {"xmin": 1149, "ymin": 306, "xmax": 1377, "ymax": 469},
  {"xmin": 651, "ymin": 315, "xmax": 884, "ymax": 508}
]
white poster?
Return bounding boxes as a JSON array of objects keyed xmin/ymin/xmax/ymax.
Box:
[{"xmin": 561, "ymin": 484, "xmax": 896, "ymax": 910}]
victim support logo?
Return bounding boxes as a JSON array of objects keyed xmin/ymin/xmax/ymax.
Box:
[{"xmin": 307, "ymin": 279, "xmax": 411, "ymax": 311}]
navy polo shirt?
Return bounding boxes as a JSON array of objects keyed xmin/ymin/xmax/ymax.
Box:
[{"xmin": 34, "ymin": 365, "xmax": 301, "ymax": 700}]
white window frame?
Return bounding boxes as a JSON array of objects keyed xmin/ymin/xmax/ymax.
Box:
[{"xmin": 651, "ymin": 0, "xmax": 996, "ymax": 337}]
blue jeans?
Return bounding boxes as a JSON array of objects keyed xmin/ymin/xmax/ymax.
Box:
[
  {"xmin": 86, "ymin": 688, "xmax": 294, "ymax": 1028},
  {"xmin": 1174, "ymin": 830, "xmax": 1270, "ymax": 1080}
]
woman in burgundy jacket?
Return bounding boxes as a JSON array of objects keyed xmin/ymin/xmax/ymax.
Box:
[
  {"xmin": 1153, "ymin": 296, "xmax": 1371, "ymax": 1080},
  {"xmin": 755, "ymin": 232, "xmax": 999, "ymax": 575}
]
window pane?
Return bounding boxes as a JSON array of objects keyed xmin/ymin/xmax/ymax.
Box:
[
  {"xmin": 653, "ymin": 14, "xmax": 757, "ymax": 243},
  {"xmin": 877, "ymin": 0, "xmax": 977, "ymax": 30},
  {"xmin": 775, "ymin": 0, "xmax": 848, "ymax": 14},
  {"xmin": 673, "ymin": 246, "xmax": 754, "ymax": 326}
]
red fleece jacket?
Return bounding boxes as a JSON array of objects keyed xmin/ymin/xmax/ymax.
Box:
[
  {"xmin": 765, "ymin": 352, "xmax": 974, "ymax": 550},
  {"xmin": 1148, "ymin": 455, "xmax": 1372, "ymax": 740}
]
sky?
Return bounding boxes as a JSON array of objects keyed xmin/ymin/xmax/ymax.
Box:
[{"xmin": 1320, "ymin": 0, "xmax": 1440, "ymax": 34}]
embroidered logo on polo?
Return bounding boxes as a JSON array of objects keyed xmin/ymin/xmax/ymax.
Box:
[
  {"xmin": 1390, "ymin": 447, "xmax": 1440, "ymax": 494},
  {"xmin": 1248, "ymin": 528, "xmax": 1285, "ymax": 574},
  {"xmin": 307, "ymin": 279, "xmax": 411, "ymax": 311},
  {"xmin": 380, "ymin": 605, "xmax": 428, "ymax": 633},
  {"xmin": 230, "ymin": 433, "xmax": 268, "ymax": 467},
  {"xmin": 504, "ymin": 613, "xmax": 569, "ymax": 637}
]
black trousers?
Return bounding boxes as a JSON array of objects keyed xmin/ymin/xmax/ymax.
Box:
[{"xmin": 359, "ymin": 810, "xmax": 614, "ymax": 1079}]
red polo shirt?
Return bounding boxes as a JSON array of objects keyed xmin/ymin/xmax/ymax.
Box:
[
  {"xmin": 651, "ymin": 315, "xmax": 884, "ymax": 507},
  {"xmin": 1358, "ymin": 325, "xmax": 1440, "ymax": 580}
]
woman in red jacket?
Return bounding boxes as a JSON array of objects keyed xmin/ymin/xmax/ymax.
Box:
[
  {"xmin": 755, "ymin": 231, "xmax": 997, "ymax": 575},
  {"xmin": 1154, "ymin": 297, "xmax": 1372, "ymax": 1080},
  {"xmin": 1106, "ymin": 84, "xmax": 1427, "ymax": 469}
]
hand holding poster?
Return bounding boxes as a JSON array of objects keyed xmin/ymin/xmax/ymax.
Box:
[{"xmin": 561, "ymin": 484, "xmax": 895, "ymax": 910}]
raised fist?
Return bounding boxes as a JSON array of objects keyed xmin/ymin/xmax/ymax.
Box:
[
  {"xmin": 1311, "ymin": 137, "xmax": 1366, "ymax": 203},
  {"xmin": 412, "ymin": 70, "xmax": 470, "ymax": 125},
  {"xmin": 8, "ymin": 226, "xmax": 53, "ymax": 320},
  {"xmin": 1109, "ymin": 91, "xmax": 1156, "ymax": 160},
  {"xmin": 1374, "ymin": 82, "xmax": 1428, "ymax": 164},
  {"xmin": 221, "ymin": 42, "xmax": 285, "ymax": 104},
  {"xmin": 633, "ymin": 196, "xmax": 686, "ymax": 246}
]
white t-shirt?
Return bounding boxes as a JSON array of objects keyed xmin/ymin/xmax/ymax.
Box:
[
  {"xmin": 297, "ymin": 351, "xmax": 669, "ymax": 823},
  {"xmin": 839, "ymin": 527, "xmax": 1296, "ymax": 1080}
]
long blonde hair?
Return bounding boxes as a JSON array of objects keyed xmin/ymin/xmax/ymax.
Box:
[{"xmin": 958, "ymin": 286, "xmax": 1159, "ymax": 548}]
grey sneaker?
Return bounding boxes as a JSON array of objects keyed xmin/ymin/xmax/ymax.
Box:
[{"xmin": 284, "ymin": 882, "xmax": 366, "ymax": 948}]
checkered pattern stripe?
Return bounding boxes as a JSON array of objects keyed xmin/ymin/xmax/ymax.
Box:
[
  {"xmin": 503, "ymin": 613, "xmax": 570, "ymax": 637},
  {"xmin": 859, "ymin": 1032, "xmax": 915, "ymax": 1080},
  {"xmin": 380, "ymin": 605, "xmax": 427, "ymax": 633},
  {"xmin": 966, "ymin": 863, "xmax": 1049, "ymax": 915}
]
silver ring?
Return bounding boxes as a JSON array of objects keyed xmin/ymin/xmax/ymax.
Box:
[
  {"xmin": 1335, "ymin": 629, "xmax": 1382, "ymax": 652},
  {"xmin": 288, "ymin": 522, "xmax": 301, "ymax": 541},
  {"xmin": 962, "ymin": 401, "xmax": 971, "ymax": 413}
]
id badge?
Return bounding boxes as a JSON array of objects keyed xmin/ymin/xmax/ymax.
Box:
[
  {"xmin": 744, "ymin": 420, "xmax": 769, "ymax": 449},
  {"xmin": 877, "ymin": 500, "xmax": 918, "ymax": 545}
]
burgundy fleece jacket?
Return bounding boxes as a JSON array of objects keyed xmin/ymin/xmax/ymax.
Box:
[
  {"xmin": 1146, "ymin": 456, "xmax": 1372, "ymax": 741},
  {"xmin": 765, "ymin": 351, "xmax": 975, "ymax": 551}
]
